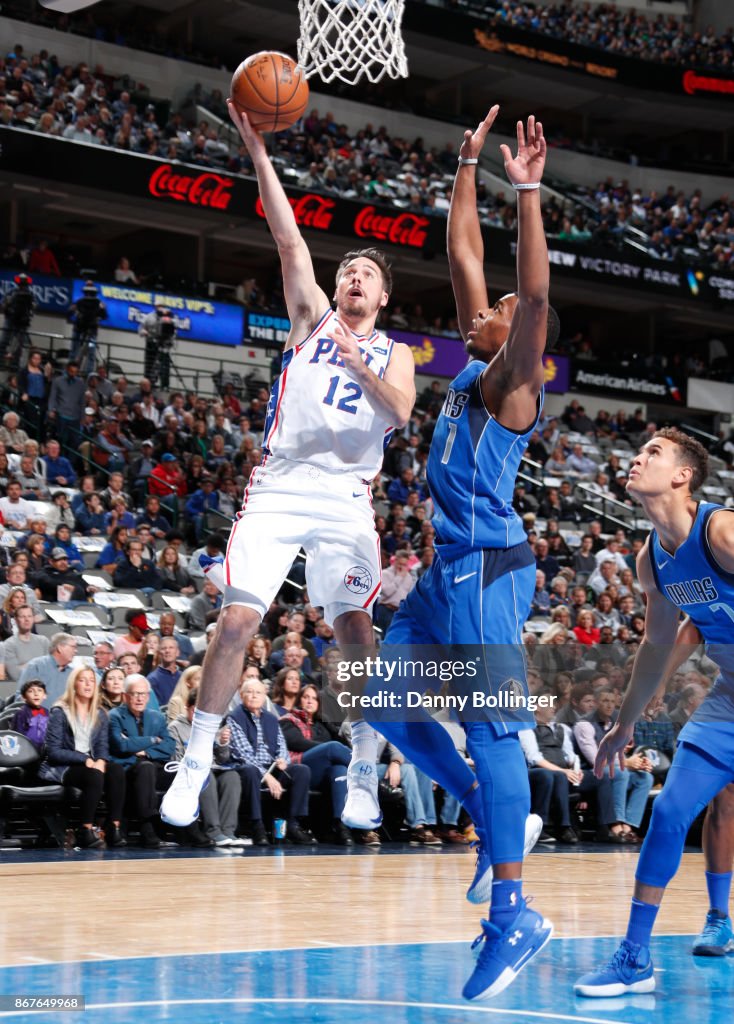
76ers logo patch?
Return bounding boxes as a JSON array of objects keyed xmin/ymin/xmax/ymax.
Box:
[{"xmin": 344, "ymin": 566, "xmax": 373, "ymax": 594}]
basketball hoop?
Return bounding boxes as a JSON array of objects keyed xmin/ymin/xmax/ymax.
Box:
[{"xmin": 298, "ymin": 0, "xmax": 409, "ymax": 85}]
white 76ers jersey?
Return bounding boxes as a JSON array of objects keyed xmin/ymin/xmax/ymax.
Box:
[{"xmin": 262, "ymin": 308, "xmax": 396, "ymax": 479}]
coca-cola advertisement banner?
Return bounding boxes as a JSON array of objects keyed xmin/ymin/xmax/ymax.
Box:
[
  {"xmin": 254, "ymin": 195, "xmax": 435, "ymax": 249},
  {"xmin": 70, "ymin": 279, "xmax": 243, "ymax": 346},
  {"xmin": 2, "ymin": 129, "xmax": 732, "ymax": 308}
]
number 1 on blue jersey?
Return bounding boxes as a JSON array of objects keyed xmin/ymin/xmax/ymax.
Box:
[{"xmin": 441, "ymin": 421, "xmax": 458, "ymax": 464}]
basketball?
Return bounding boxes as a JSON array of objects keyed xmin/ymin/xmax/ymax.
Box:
[{"xmin": 230, "ymin": 51, "xmax": 309, "ymax": 133}]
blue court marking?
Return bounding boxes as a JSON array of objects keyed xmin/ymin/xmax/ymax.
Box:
[{"xmin": 1, "ymin": 936, "xmax": 733, "ymax": 1024}]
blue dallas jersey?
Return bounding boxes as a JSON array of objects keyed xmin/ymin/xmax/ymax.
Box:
[
  {"xmin": 427, "ymin": 360, "xmax": 543, "ymax": 555},
  {"xmin": 649, "ymin": 502, "xmax": 734, "ymax": 681}
]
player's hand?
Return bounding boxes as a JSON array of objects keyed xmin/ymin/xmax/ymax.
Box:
[
  {"xmin": 458, "ymin": 104, "xmax": 500, "ymax": 163},
  {"xmin": 500, "ymin": 115, "xmax": 546, "ymax": 188},
  {"xmin": 329, "ymin": 320, "xmax": 365, "ymax": 380},
  {"xmin": 594, "ymin": 722, "xmax": 634, "ymax": 779},
  {"xmin": 227, "ymin": 100, "xmax": 266, "ymax": 157}
]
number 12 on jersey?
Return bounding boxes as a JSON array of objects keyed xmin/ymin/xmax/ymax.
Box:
[{"xmin": 323, "ymin": 375, "xmax": 363, "ymax": 415}]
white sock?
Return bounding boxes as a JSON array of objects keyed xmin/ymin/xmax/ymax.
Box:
[
  {"xmin": 350, "ymin": 719, "xmax": 379, "ymax": 766},
  {"xmin": 204, "ymin": 560, "xmax": 225, "ymax": 593},
  {"xmin": 185, "ymin": 709, "xmax": 221, "ymax": 766}
]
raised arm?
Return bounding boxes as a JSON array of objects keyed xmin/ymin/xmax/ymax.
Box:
[
  {"xmin": 490, "ymin": 116, "xmax": 549, "ymax": 394},
  {"xmin": 594, "ymin": 541, "xmax": 681, "ymax": 776},
  {"xmin": 228, "ymin": 102, "xmax": 330, "ymax": 346},
  {"xmin": 447, "ymin": 106, "xmax": 499, "ymax": 342}
]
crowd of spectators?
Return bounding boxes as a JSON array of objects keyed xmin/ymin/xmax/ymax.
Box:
[
  {"xmin": 1, "ymin": 25, "xmax": 733, "ymax": 851},
  {"xmin": 11, "ymin": 0, "xmax": 734, "ymax": 76},
  {"xmin": 486, "ymin": 1, "xmax": 734, "ymax": 71},
  {"xmin": 0, "ymin": 361, "xmax": 730, "ymax": 851},
  {"xmin": 544, "ymin": 180, "xmax": 734, "ymax": 272},
  {"xmin": 3, "ymin": 0, "xmax": 222, "ymax": 69}
]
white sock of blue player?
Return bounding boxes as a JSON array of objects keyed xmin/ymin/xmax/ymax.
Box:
[{"xmin": 350, "ymin": 719, "xmax": 379, "ymax": 764}]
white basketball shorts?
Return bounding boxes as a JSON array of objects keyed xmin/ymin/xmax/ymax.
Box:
[{"xmin": 223, "ymin": 456, "xmax": 382, "ymax": 626}]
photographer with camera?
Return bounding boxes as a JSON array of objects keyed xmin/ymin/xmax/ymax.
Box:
[
  {"xmin": 1, "ymin": 273, "xmax": 37, "ymax": 364},
  {"xmin": 139, "ymin": 305, "xmax": 176, "ymax": 389},
  {"xmin": 67, "ymin": 282, "xmax": 108, "ymax": 375}
]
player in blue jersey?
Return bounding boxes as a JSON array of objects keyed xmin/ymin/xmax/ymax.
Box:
[
  {"xmin": 576, "ymin": 427, "xmax": 734, "ymax": 997},
  {"xmin": 362, "ymin": 108, "xmax": 560, "ymax": 1001}
]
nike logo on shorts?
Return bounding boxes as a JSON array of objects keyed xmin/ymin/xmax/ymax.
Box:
[{"xmin": 454, "ymin": 571, "xmax": 478, "ymax": 584}]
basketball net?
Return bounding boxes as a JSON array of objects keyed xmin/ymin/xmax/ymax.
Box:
[{"xmin": 298, "ymin": 0, "xmax": 409, "ymax": 85}]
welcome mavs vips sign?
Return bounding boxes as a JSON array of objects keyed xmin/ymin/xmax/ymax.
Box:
[
  {"xmin": 69, "ymin": 280, "xmax": 243, "ymax": 346},
  {"xmin": 2, "ymin": 127, "xmax": 732, "ymax": 307},
  {"xmin": 0, "ymin": 269, "xmax": 242, "ymax": 345}
]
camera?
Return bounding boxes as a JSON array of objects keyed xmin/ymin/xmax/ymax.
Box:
[
  {"xmin": 158, "ymin": 313, "xmax": 176, "ymax": 348},
  {"xmin": 6, "ymin": 273, "xmax": 35, "ymax": 328}
]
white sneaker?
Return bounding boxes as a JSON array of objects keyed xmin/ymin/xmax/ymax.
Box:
[
  {"xmin": 466, "ymin": 813, "xmax": 544, "ymax": 904},
  {"xmin": 525, "ymin": 813, "xmax": 543, "ymax": 854},
  {"xmin": 228, "ymin": 836, "xmax": 252, "ymax": 847},
  {"xmin": 341, "ymin": 759, "xmax": 383, "ymax": 830},
  {"xmin": 160, "ymin": 757, "xmax": 211, "ymax": 827}
]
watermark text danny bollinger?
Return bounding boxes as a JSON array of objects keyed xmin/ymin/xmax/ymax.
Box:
[{"xmin": 335, "ymin": 656, "xmax": 557, "ymax": 713}]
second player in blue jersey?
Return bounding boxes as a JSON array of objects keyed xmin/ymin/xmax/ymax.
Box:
[{"xmin": 576, "ymin": 429, "xmax": 734, "ymax": 998}]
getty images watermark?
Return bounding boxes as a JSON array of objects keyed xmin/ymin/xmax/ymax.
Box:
[{"xmin": 334, "ymin": 655, "xmax": 557, "ymax": 714}]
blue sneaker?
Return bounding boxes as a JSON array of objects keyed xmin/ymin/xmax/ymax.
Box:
[
  {"xmin": 692, "ymin": 911, "xmax": 734, "ymax": 956},
  {"xmin": 574, "ymin": 939, "xmax": 655, "ymax": 997},
  {"xmin": 462, "ymin": 899, "xmax": 553, "ymax": 1000},
  {"xmin": 466, "ymin": 814, "xmax": 543, "ymax": 904}
]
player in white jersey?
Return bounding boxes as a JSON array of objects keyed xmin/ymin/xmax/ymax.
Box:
[{"xmin": 161, "ymin": 103, "xmax": 415, "ymax": 834}]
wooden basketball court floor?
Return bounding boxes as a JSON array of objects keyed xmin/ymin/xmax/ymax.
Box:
[{"xmin": 0, "ymin": 843, "xmax": 732, "ymax": 1024}]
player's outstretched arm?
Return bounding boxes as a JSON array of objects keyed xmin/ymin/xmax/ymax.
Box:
[
  {"xmin": 595, "ymin": 541, "xmax": 681, "ymax": 777},
  {"xmin": 447, "ymin": 105, "xmax": 499, "ymax": 343},
  {"xmin": 497, "ymin": 116, "xmax": 548, "ymax": 388},
  {"xmin": 228, "ymin": 101, "xmax": 329, "ymax": 341},
  {"xmin": 330, "ymin": 321, "xmax": 415, "ymax": 428}
]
